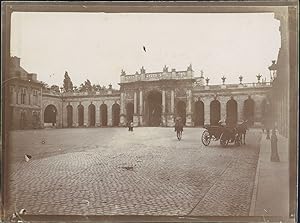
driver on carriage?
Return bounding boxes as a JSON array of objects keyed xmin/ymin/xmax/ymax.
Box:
[{"xmin": 175, "ymin": 116, "xmax": 184, "ymax": 132}]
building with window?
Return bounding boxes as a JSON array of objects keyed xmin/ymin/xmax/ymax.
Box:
[{"xmin": 8, "ymin": 57, "xmax": 43, "ymax": 130}]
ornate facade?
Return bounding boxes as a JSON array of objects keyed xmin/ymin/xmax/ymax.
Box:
[
  {"xmin": 119, "ymin": 65, "xmax": 270, "ymax": 127},
  {"xmin": 8, "ymin": 57, "xmax": 43, "ymax": 130}
]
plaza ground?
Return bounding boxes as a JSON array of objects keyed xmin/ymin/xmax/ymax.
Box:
[{"xmin": 6, "ymin": 127, "xmax": 263, "ymax": 216}]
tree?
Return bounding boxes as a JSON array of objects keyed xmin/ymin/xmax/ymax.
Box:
[
  {"xmin": 41, "ymin": 81, "xmax": 49, "ymax": 89},
  {"xmin": 92, "ymin": 84, "xmax": 102, "ymax": 91},
  {"xmin": 73, "ymin": 86, "xmax": 79, "ymax": 92},
  {"xmin": 78, "ymin": 79, "xmax": 93, "ymax": 92},
  {"xmin": 50, "ymin": 85, "xmax": 60, "ymax": 93},
  {"xmin": 85, "ymin": 79, "xmax": 92, "ymax": 92}
]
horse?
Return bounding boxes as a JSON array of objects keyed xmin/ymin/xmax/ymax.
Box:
[{"xmin": 236, "ymin": 120, "xmax": 249, "ymax": 145}]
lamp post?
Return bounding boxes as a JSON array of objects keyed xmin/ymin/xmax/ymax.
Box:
[{"xmin": 268, "ymin": 60, "xmax": 277, "ymax": 82}]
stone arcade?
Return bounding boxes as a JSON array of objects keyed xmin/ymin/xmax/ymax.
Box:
[{"xmin": 9, "ymin": 57, "xmax": 271, "ymax": 130}]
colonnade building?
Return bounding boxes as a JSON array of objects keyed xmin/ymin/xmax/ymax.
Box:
[{"xmin": 9, "ymin": 57, "xmax": 271, "ymax": 130}]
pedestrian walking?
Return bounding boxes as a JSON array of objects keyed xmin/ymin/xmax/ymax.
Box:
[{"xmin": 128, "ymin": 121, "xmax": 134, "ymax": 131}]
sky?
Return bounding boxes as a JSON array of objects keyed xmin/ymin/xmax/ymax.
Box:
[{"xmin": 11, "ymin": 12, "xmax": 281, "ymax": 89}]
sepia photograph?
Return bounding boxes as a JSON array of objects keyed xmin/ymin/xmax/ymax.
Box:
[{"xmin": 1, "ymin": 1, "xmax": 298, "ymax": 222}]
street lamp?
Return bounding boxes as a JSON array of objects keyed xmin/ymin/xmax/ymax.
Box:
[{"xmin": 268, "ymin": 60, "xmax": 277, "ymax": 82}]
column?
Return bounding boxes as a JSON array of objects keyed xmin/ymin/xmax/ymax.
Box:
[
  {"xmin": 57, "ymin": 103, "xmax": 62, "ymax": 128},
  {"xmin": 133, "ymin": 91, "xmax": 139, "ymax": 126},
  {"xmin": 84, "ymin": 103, "xmax": 88, "ymax": 126},
  {"xmin": 237, "ymin": 96, "xmax": 244, "ymax": 123},
  {"xmin": 161, "ymin": 90, "xmax": 166, "ymax": 126},
  {"xmin": 72, "ymin": 102, "xmax": 78, "ymax": 127},
  {"xmin": 203, "ymin": 98, "xmax": 211, "ymax": 125},
  {"xmin": 167, "ymin": 89, "xmax": 175, "ymax": 126},
  {"xmin": 120, "ymin": 92, "xmax": 126, "ymax": 126},
  {"xmin": 134, "ymin": 91, "xmax": 137, "ymax": 114},
  {"xmin": 220, "ymin": 98, "xmax": 227, "ymax": 122},
  {"xmin": 107, "ymin": 103, "xmax": 112, "ymax": 126},
  {"xmin": 162, "ymin": 90, "xmax": 166, "ymax": 113},
  {"xmin": 95, "ymin": 102, "xmax": 100, "ymax": 127},
  {"xmin": 63, "ymin": 103, "xmax": 68, "ymax": 128},
  {"xmin": 139, "ymin": 90, "xmax": 143, "ymax": 125},
  {"xmin": 186, "ymin": 89, "xmax": 193, "ymax": 126},
  {"xmin": 171, "ymin": 90, "xmax": 175, "ymax": 113}
]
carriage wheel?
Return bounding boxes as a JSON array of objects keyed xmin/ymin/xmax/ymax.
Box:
[
  {"xmin": 201, "ymin": 130, "xmax": 211, "ymax": 146},
  {"xmin": 220, "ymin": 133, "xmax": 229, "ymax": 147}
]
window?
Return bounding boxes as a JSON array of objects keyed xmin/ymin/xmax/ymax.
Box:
[
  {"xmin": 10, "ymin": 86, "xmax": 14, "ymax": 104},
  {"xmin": 21, "ymin": 88, "xmax": 26, "ymax": 104},
  {"xmin": 33, "ymin": 90, "xmax": 38, "ymax": 105}
]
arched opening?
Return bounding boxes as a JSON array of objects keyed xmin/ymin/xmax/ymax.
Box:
[
  {"xmin": 176, "ymin": 101, "xmax": 186, "ymax": 125},
  {"xmin": 77, "ymin": 104, "xmax": 84, "ymax": 126},
  {"xmin": 126, "ymin": 102, "xmax": 134, "ymax": 125},
  {"xmin": 210, "ymin": 100, "xmax": 221, "ymax": 125},
  {"xmin": 147, "ymin": 91, "xmax": 162, "ymax": 126},
  {"xmin": 20, "ymin": 111, "xmax": 27, "ymax": 129},
  {"xmin": 226, "ymin": 99, "xmax": 238, "ymax": 126},
  {"xmin": 44, "ymin": 104, "xmax": 57, "ymax": 126},
  {"xmin": 100, "ymin": 104, "xmax": 108, "ymax": 126},
  {"xmin": 112, "ymin": 103, "xmax": 120, "ymax": 126},
  {"xmin": 244, "ymin": 97, "xmax": 255, "ymax": 126},
  {"xmin": 88, "ymin": 104, "xmax": 96, "ymax": 127},
  {"xmin": 66, "ymin": 105, "xmax": 73, "ymax": 127},
  {"xmin": 193, "ymin": 100, "xmax": 204, "ymax": 126}
]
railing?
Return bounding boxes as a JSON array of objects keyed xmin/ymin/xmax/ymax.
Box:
[
  {"xmin": 193, "ymin": 82, "xmax": 272, "ymax": 89},
  {"xmin": 122, "ymin": 70, "xmax": 193, "ymax": 83},
  {"xmin": 42, "ymin": 89, "xmax": 120, "ymax": 97}
]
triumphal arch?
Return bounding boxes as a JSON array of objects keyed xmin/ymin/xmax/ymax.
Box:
[{"xmin": 119, "ymin": 65, "xmax": 270, "ymax": 127}]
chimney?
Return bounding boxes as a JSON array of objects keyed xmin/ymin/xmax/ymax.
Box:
[{"xmin": 11, "ymin": 56, "xmax": 21, "ymax": 67}]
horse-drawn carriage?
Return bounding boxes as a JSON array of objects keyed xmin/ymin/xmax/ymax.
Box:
[{"xmin": 201, "ymin": 120, "xmax": 248, "ymax": 147}]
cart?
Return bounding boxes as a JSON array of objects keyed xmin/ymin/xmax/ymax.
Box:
[{"xmin": 201, "ymin": 124, "xmax": 240, "ymax": 147}]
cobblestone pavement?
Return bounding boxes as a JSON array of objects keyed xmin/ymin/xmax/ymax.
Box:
[{"xmin": 6, "ymin": 127, "xmax": 261, "ymax": 217}]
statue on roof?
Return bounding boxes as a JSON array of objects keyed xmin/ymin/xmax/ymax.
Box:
[
  {"xmin": 187, "ymin": 64, "xmax": 193, "ymax": 71},
  {"xmin": 163, "ymin": 65, "xmax": 168, "ymax": 72},
  {"xmin": 121, "ymin": 69, "xmax": 126, "ymax": 76},
  {"xmin": 63, "ymin": 71, "xmax": 73, "ymax": 92},
  {"xmin": 140, "ymin": 66, "xmax": 146, "ymax": 74}
]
